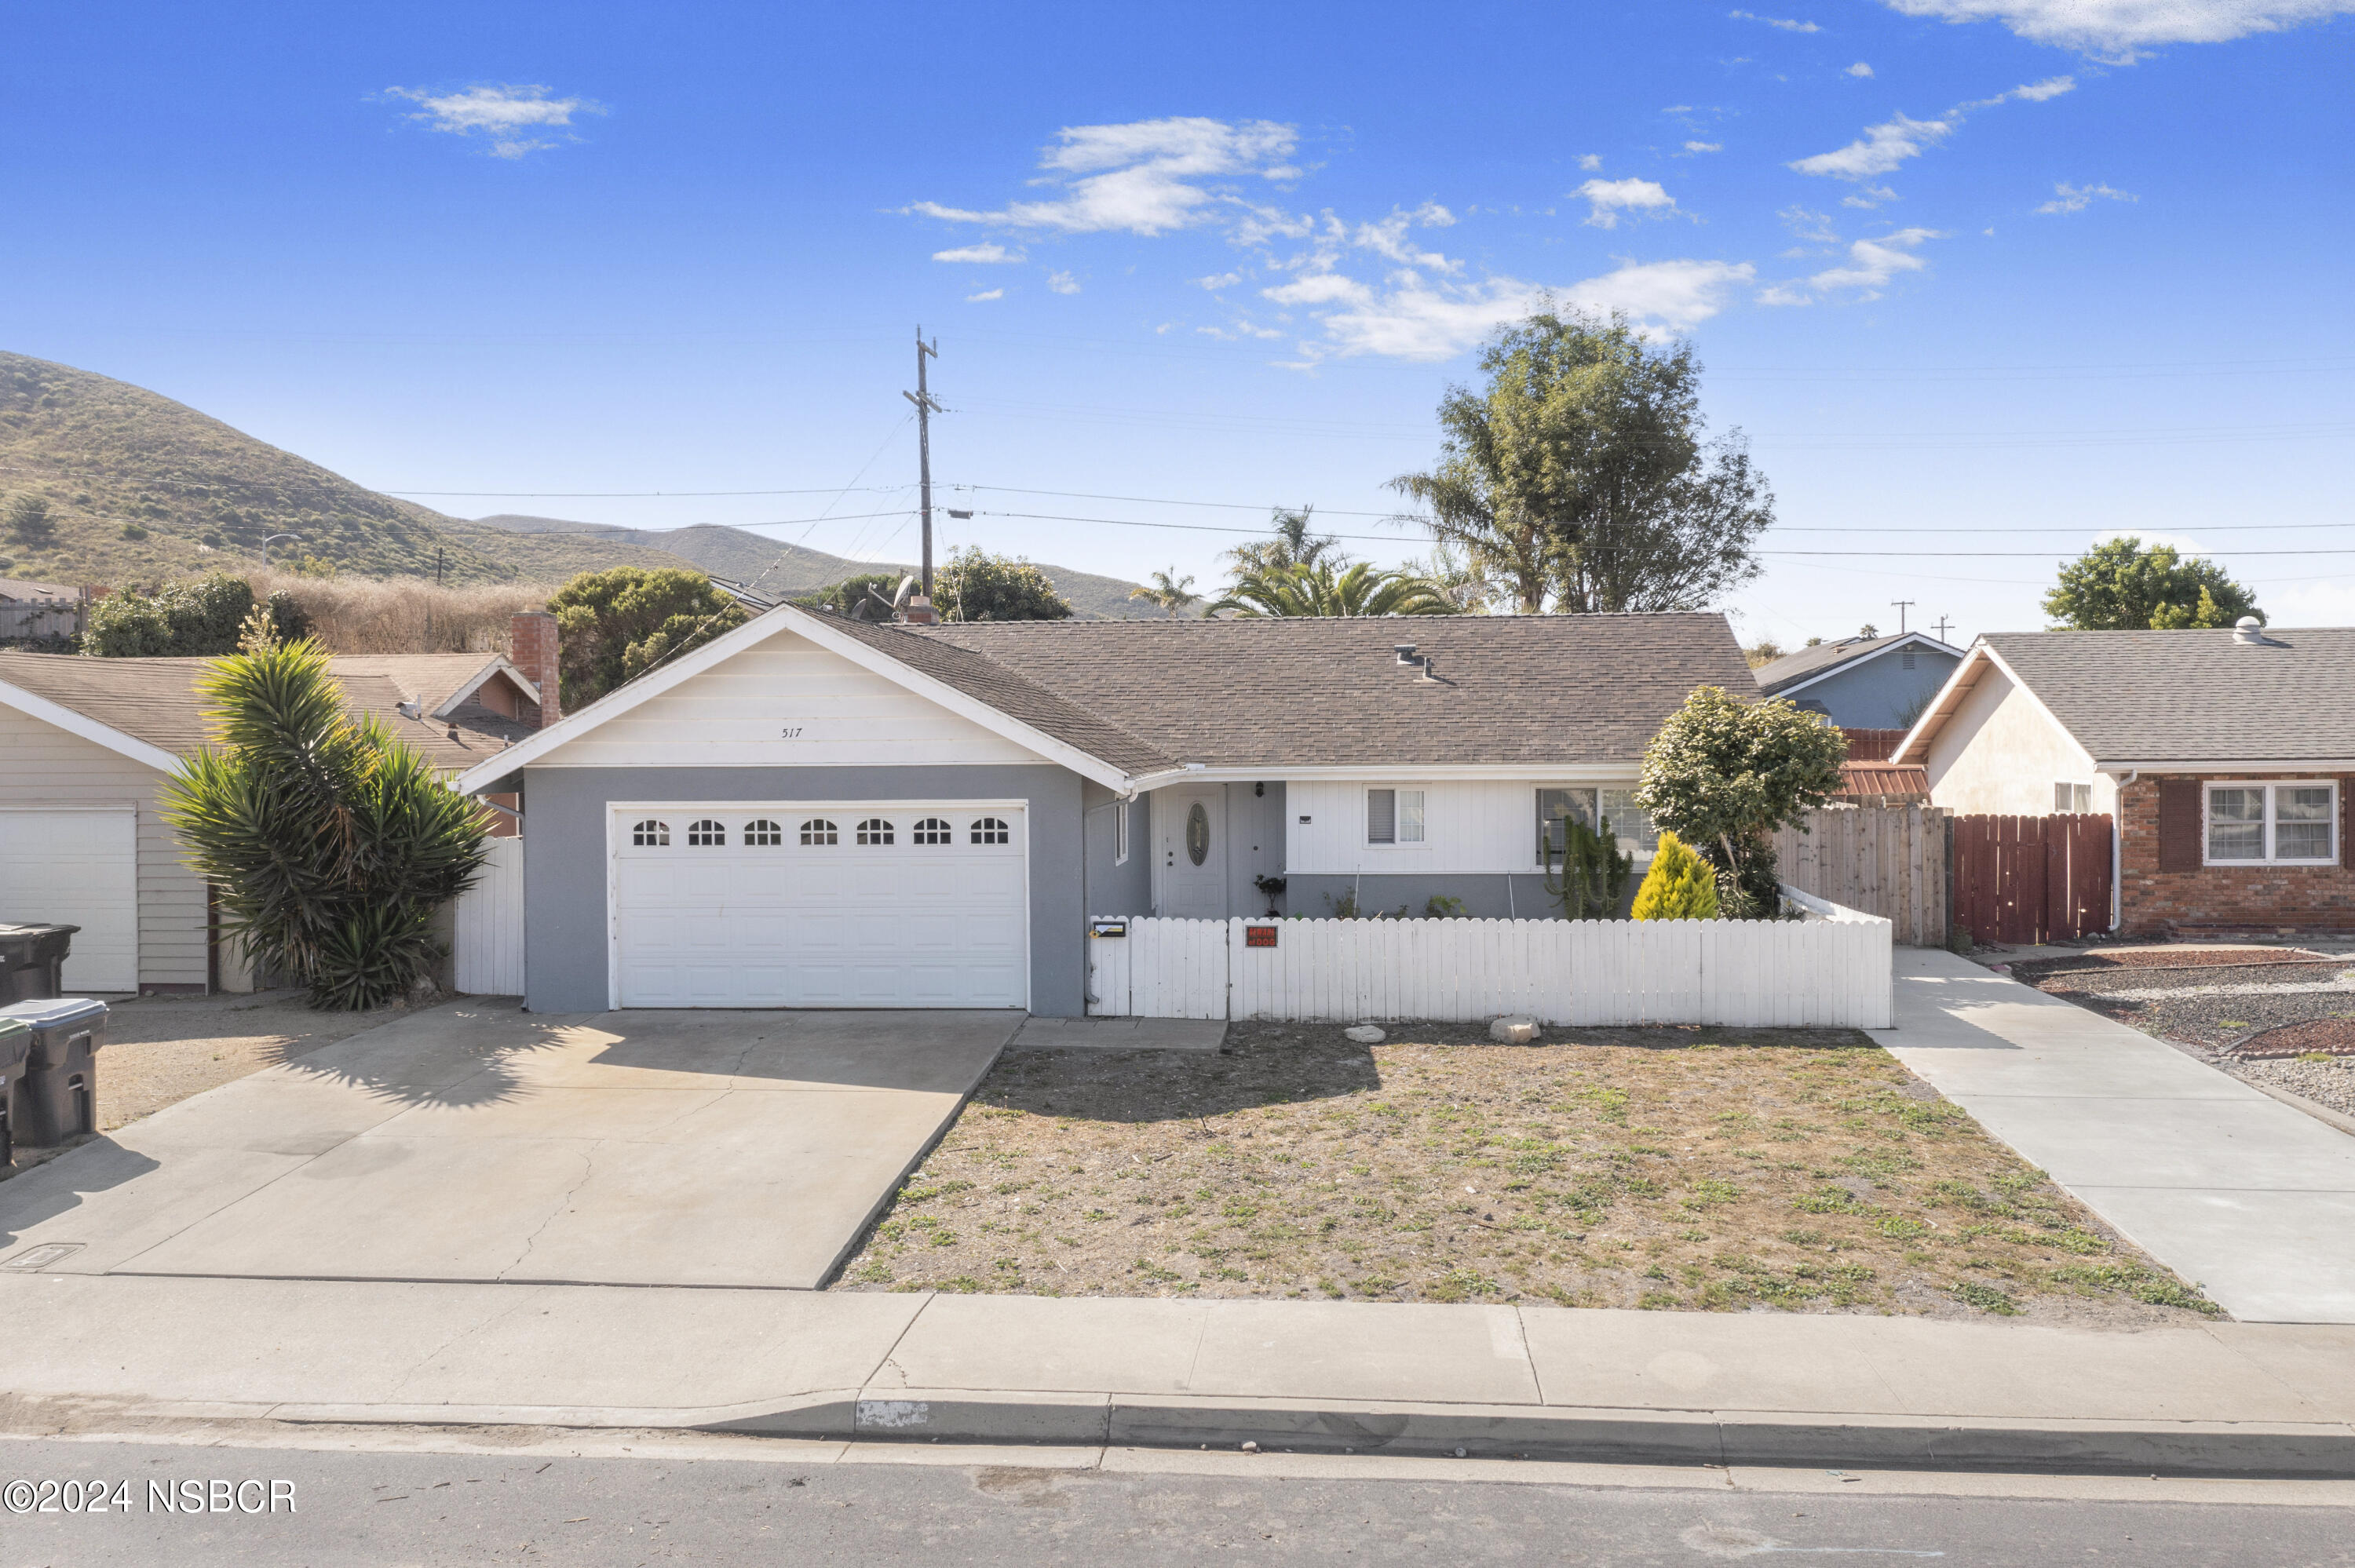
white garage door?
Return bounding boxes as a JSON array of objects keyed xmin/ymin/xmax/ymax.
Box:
[
  {"xmin": 0, "ymin": 808, "xmax": 139, "ymax": 993},
  {"xmin": 612, "ymin": 804, "xmax": 1028, "ymax": 1008}
]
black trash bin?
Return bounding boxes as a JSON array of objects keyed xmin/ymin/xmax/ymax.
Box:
[
  {"xmin": 0, "ymin": 924, "xmax": 80, "ymax": 1006},
  {"xmin": 0, "ymin": 998, "xmax": 108, "ymax": 1147},
  {"xmin": 0, "ymin": 1016, "xmax": 30, "ymax": 1165}
]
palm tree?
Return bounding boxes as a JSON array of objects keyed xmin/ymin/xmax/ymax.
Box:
[
  {"xmin": 1207, "ymin": 560, "xmax": 1460, "ymax": 618},
  {"xmin": 1386, "ymin": 469, "xmax": 1552, "ymax": 615},
  {"xmin": 1225, "ymin": 506, "xmax": 1340, "ymax": 576},
  {"xmin": 1130, "ymin": 567, "xmax": 1199, "ymax": 618}
]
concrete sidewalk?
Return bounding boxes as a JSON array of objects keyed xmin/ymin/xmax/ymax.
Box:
[
  {"xmin": 1889, "ymin": 950, "xmax": 2355, "ymax": 1324},
  {"xmin": 3, "ymin": 1274, "xmax": 2352, "ymax": 1476}
]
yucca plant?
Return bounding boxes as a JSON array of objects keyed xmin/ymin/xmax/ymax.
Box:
[
  {"xmin": 162, "ymin": 615, "xmax": 490, "ymax": 1009},
  {"xmin": 1630, "ymin": 830, "xmax": 1720, "ymax": 921}
]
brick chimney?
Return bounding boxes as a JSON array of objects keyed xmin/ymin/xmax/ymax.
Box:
[{"xmin": 509, "ymin": 611, "xmax": 561, "ymax": 729}]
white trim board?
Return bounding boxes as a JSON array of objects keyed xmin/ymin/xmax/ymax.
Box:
[
  {"xmin": 0, "ymin": 680, "xmax": 181, "ymax": 775},
  {"xmin": 455, "ymin": 605, "xmax": 1130, "ymax": 794}
]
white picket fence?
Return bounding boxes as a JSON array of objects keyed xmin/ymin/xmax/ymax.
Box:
[
  {"xmin": 1087, "ymin": 886, "xmax": 1892, "ymax": 1029},
  {"xmin": 453, "ymin": 837, "xmax": 526, "ymax": 995}
]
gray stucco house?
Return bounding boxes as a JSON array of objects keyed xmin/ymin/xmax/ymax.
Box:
[
  {"xmin": 1753, "ymin": 631, "xmax": 1962, "ymax": 731},
  {"xmin": 458, "ymin": 605, "xmax": 1754, "ymax": 1019}
]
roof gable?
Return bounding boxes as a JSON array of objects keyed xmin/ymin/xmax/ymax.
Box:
[{"xmin": 1754, "ymin": 632, "xmax": 1961, "ymax": 697}]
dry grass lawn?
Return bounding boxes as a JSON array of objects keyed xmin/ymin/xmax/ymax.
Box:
[{"xmin": 836, "ymin": 1021, "xmax": 2218, "ymax": 1324}]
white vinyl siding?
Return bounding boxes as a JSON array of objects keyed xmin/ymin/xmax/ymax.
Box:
[
  {"xmin": 2205, "ymin": 782, "xmax": 2338, "ymax": 866},
  {"xmin": 1285, "ymin": 777, "xmax": 1645, "ymax": 875},
  {"xmin": 542, "ymin": 630, "xmax": 1046, "ymax": 769},
  {"xmin": 0, "ymin": 706, "xmax": 206, "ymax": 991}
]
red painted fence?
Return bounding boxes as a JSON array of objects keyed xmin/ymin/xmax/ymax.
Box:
[{"xmin": 1949, "ymin": 814, "xmax": 2113, "ymax": 946}]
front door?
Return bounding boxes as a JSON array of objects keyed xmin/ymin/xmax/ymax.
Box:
[{"xmin": 1157, "ymin": 786, "xmax": 1225, "ymax": 918}]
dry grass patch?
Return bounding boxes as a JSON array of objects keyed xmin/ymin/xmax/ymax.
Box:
[{"xmin": 835, "ymin": 1021, "xmax": 2217, "ymax": 1323}]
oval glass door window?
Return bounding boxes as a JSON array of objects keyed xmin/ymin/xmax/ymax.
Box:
[{"xmin": 1185, "ymin": 802, "xmax": 1210, "ymax": 866}]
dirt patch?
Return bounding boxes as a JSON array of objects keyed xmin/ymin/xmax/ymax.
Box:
[
  {"xmin": 2236, "ymin": 1019, "xmax": 2355, "ymax": 1058},
  {"xmin": 94, "ymin": 990, "xmax": 429, "ymax": 1134},
  {"xmin": 2014, "ymin": 947, "xmax": 2332, "ymax": 979},
  {"xmin": 834, "ymin": 1021, "xmax": 2216, "ymax": 1324}
]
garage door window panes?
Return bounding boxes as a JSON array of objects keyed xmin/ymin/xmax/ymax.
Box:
[
  {"xmin": 686, "ymin": 819, "xmax": 726, "ymax": 847},
  {"xmin": 743, "ymin": 819, "xmax": 783, "ymax": 847},
  {"xmin": 632, "ymin": 819, "xmax": 670, "ymax": 847},
  {"xmin": 801, "ymin": 819, "xmax": 838, "ymax": 846},
  {"xmin": 913, "ymin": 817, "xmax": 953, "ymax": 845},
  {"xmin": 973, "ymin": 816, "xmax": 1010, "ymax": 845},
  {"xmin": 857, "ymin": 818, "xmax": 896, "ymax": 846}
]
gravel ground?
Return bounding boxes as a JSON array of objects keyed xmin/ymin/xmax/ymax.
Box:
[
  {"xmin": 2015, "ymin": 949, "xmax": 2355, "ymax": 1120},
  {"xmin": 836, "ymin": 1020, "xmax": 2216, "ymax": 1324}
]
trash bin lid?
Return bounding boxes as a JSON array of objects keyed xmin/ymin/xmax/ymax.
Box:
[
  {"xmin": 0, "ymin": 997, "xmax": 109, "ymax": 1030},
  {"xmin": 0, "ymin": 924, "xmax": 82, "ymax": 939}
]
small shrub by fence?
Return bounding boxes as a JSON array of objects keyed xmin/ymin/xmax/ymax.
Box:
[
  {"xmin": 1773, "ymin": 803, "xmax": 1948, "ymax": 947},
  {"xmin": 1088, "ymin": 889, "xmax": 1891, "ymax": 1029}
]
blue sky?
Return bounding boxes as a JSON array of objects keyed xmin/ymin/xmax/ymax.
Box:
[{"xmin": 5, "ymin": 0, "xmax": 2351, "ymax": 644}]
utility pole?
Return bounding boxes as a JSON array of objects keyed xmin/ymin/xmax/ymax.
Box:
[
  {"xmin": 1889, "ymin": 600, "xmax": 1915, "ymax": 635},
  {"xmin": 903, "ymin": 327, "xmax": 942, "ymax": 606},
  {"xmin": 1931, "ymin": 614, "xmax": 1955, "ymax": 644}
]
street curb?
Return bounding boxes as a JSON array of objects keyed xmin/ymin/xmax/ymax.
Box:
[{"xmin": 705, "ymin": 1390, "xmax": 2355, "ymax": 1479}]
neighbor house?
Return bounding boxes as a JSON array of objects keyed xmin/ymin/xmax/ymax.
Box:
[
  {"xmin": 1754, "ymin": 631, "xmax": 1962, "ymax": 730},
  {"xmin": 453, "ymin": 607, "xmax": 1758, "ymax": 1016},
  {"xmin": 1896, "ymin": 622, "xmax": 2355, "ymax": 935},
  {"xmin": 0, "ymin": 613, "xmax": 560, "ymax": 994}
]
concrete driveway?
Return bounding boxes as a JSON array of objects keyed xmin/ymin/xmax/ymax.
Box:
[{"xmin": 0, "ymin": 1002, "xmax": 1017, "ymax": 1289}]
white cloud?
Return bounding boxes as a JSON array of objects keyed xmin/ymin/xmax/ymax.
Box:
[
  {"xmin": 933, "ymin": 242, "xmax": 1024, "ymax": 264},
  {"xmin": 2039, "ymin": 181, "xmax": 2138, "ymax": 213},
  {"xmin": 2261, "ymin": 575, "xmax": 2355, "ymax": 625},
  {"xmin": 1684, "ymin": 140, "xmax": 1724, "ymax": 154},
  {"xmin": 1846, "ymin": 60, "xmax": 1876, "ymax": 75},
  {"xmin": 908, "ymin": 116, "xmax": 1297, "ymax": 235},
  {"xmin": 382, "ymin": 83, "xmax": 602, "ymax": 159},
  {"xmin": 1791, "ymin": 78, "xmax": 2071, "ymax": 191},
  {"xmin": 1577, "ymin": 153, "xmax": 1605, "ymax": 171},
  {"xmin": 1762, "ymin": 228, "xmax": 1942, "ymax": 302},
  {"xmin": 1273, "ymin": 258, "xmax": 1755, "ymax": 363},
  {"xmin": 1791, "ymin": 112, "xmax": 1955, "ymax": 179},
  {"xmin": 1577, "ymin": 177, "xmax": 1678, "ymax": 228},
  {"xmin": 1879, "ymin": 0, "xmax": 2355, "ymax": 59},
  {"xmin": 1353, "ymin": 203, "xmax": 1459, "ymax": 267},
  {"xmin": 1780, "ymin": 205, "xmax": 1841, "ymax": 242},
  {"xmin": 1046, "ymin": 270, "xmax": 1082, "ymax": 294},
  {"xmin": 1842, "ymin": 184, "xmax": 1900, "ymax": 208},
  {"xmin": 1196, "ymin": 271, "xmax": 1244, "ymax": 289},
  {"xmin": 966, "ymin": 288, "xmax": 1005, "ymax": 302},
  {"xmin": 1730, "ymin": 8, "xmax": 1824, "ymax": 28}
]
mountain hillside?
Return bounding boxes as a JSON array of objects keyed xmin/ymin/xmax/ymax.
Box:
[
  {"xmin": 0, "ymin": 351, "xmax": 1158, "ymax": 614},
  {"xmin": 469, "ymin": 514, "xmax": 1169, "ymax": 620}
]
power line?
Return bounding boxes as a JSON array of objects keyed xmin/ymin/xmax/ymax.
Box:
[{"xmin": 382, "ymin": 487, "xmax": 907, "ymax": 498}]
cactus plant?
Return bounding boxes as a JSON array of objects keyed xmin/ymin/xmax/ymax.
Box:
[{"xmin": 1543, "ymin": 814, "xmax": 1632, "ymax": 920}]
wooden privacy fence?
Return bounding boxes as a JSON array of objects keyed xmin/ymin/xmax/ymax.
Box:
[
  {"xmin": 1088, "ymin": 890, "xmax": 1892, "ymax": 1029},
  {"xmin": 1949, "ymin": 812, "xmax": 2112, "ymax": 946},
  {"xmin": 0, "ymin": 600, "xmax": 82, "ymax": 641},
  {"xmin": 453, "ymin": 836, "xmax": 526, "ymax": 994},
  {"xmin": 1773, "ymin": 804, "xmax": 1948, "ymax": 947}
]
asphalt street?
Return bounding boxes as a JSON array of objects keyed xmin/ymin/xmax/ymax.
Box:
[{"xmin": 2, "ymin": 1434, "xmax": 2350, "ymax": 1567}]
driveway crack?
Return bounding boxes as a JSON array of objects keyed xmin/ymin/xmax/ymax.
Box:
[{"xmin": 501, "ymin": 1144, "xmax": 598, "ymax": 1279}]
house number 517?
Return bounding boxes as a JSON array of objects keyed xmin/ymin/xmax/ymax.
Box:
[{"xmin": 780, "ymin": 727, "xmax": 804, "ymax": 738}]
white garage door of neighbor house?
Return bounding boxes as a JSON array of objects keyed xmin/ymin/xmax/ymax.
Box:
[
  {"xmin": 612, "ymin": 804, "xmax": 1028, "ymax": 1008},
  {"xmin": 0, "ymin": 808, "xmax": 139, "ymax": 993}
]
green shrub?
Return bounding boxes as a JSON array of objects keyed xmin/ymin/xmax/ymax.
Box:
[
  {"xmin": 1630, "ymin": 830, "xmax": 1720, "ymax": 920},
  {"xmin": 84, "ymin": 571, "xmax": 256, "ymax": 657}
]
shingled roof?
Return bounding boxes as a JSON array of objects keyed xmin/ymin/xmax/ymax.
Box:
[
  {"xmin": 1949, "ymin": 628, "xmax": 2355, "ymax": 766},
  {"xmin": 897, "ymin": 611, "xmax": 1754, "ymax": 770},
  {"xmin": 0, "ymin": 651, "xmax": 535, "ymax": 771},
  {"xmin": 1753, "ymin": 631, "xmax": 1959, "ymax": 696}
]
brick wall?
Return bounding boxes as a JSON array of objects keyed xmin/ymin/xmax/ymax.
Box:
[
  {"xmin": 2118, "ymin": 772, "xmax": 2355, "ymax": 935},
  {"xmin": 508, "ymin": 611, "xmax": 560, "ymax": 729}
]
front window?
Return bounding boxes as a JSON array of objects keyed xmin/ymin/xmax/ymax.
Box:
[
  {"xmin": 2206, "ymin": 782, "xmax": 2338, "ymax": 866},
  {"xmin": 1599, "ymin": 789, "xmax": 1660, "ymax": 855},
  {"xmin": 1367, "ymin": 788, "xmax": 1425, "ymax": 845},
  {"xmin": 1536, "ymin": 788, "xmax": 1598, "ymax": 859}
]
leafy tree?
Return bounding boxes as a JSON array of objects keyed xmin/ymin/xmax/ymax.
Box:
[
  {"xmin": 1411, "ymin": 542, "xmax": 1501, "ymax": 613},
  {"xmin": 546, "ymin": 567, "xmax": 748, "ymax": 709},
  {"xmin": 801, "ymin": 572, "xmax": 909, "ymax": 621},
  {"xmin": 162, "ymin": 623, "xmax": 489, "ymax": 1009},
  {"xmin": 1389, "ymin": 304, "xmax": 1773, "ymax": 614},
  {"xmin": 1225, "ymin": 507, "xmax": 1340, "ymax": 576},
  {"xmin": 5, "ymin": 494, "xmax": 55, "ymax": 546},
  {"xmin": 1630, "ymin": 830, "xmax": 1720, "ymax": 921},
  {"xmin": 1130, "ymin": 566, "xmax": 1199, "ymax": 618},
  {"xmin": 1634, "ymin": 687, "xmax": 1846, "ymax": 917},
  {"xmin": 1543, "ymin": 815, "xmax": 1632, "ymax": 919},
  {"xmin": 1742, "ymin": 638, "xmax": 1785, "ymax": 669},
  {"xmin": 937, "ymin": 546, "xmax": 1073, "ymax": 622},
  {"xmin": 1207, "ymin": 560, "xmax": 1459, "ymax": 618},
  {"xmin": 2043, "ymin": 537, "xmax": 2261, "ymax": 630},
  {"xmin": 84, "ymin": 571, "xmax": 257, "ymax": 657}
]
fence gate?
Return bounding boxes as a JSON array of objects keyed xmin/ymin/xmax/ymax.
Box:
[{"xmin": 1949, "ymin": 813, "xmax": 2111, "ymax": 945}]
